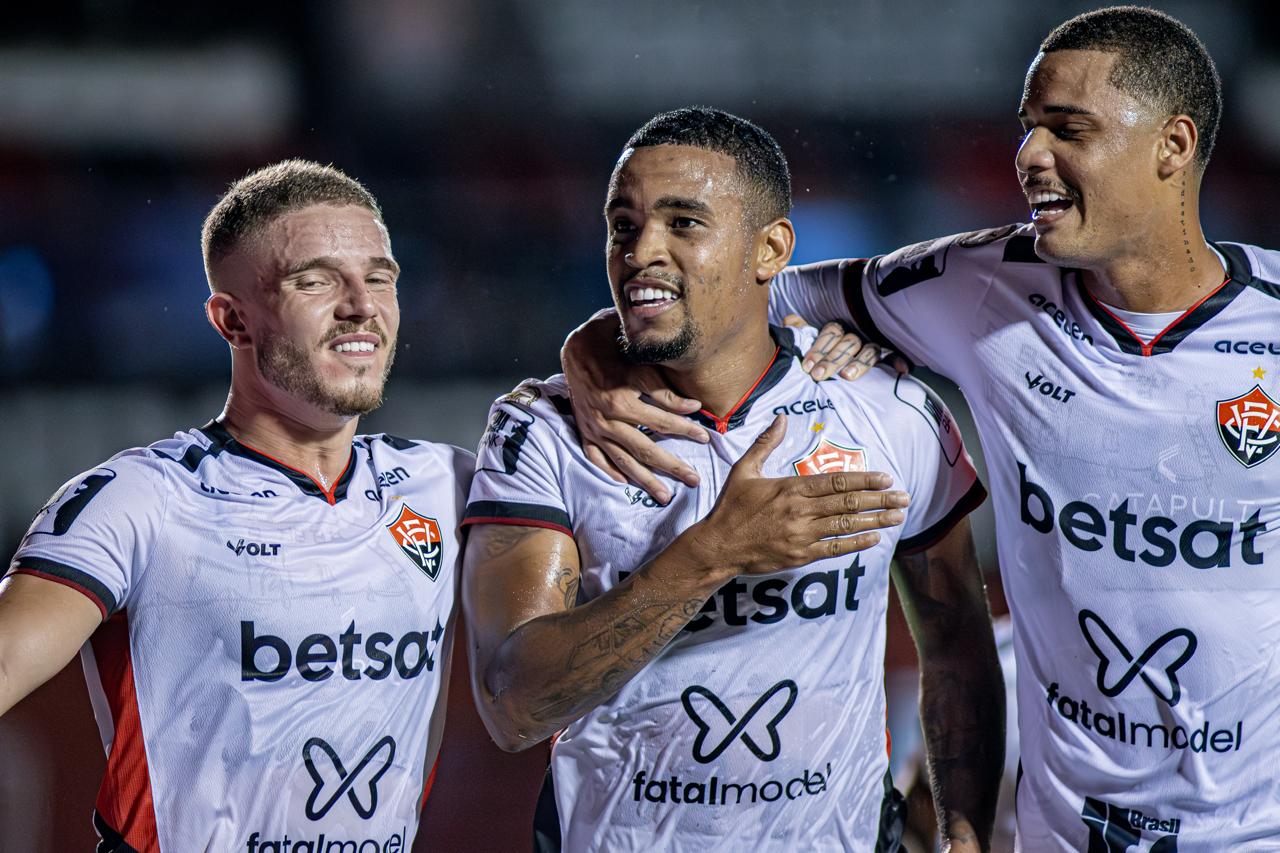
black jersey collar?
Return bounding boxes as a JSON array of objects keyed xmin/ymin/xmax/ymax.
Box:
[
  {"xmin": 688, "ymin": 325, "xmax": 799, "ymax": 433},
  {"xmin": 197, "ymin": 421, "xmax": 358, "ymax": 504},
  {"xmin": 1076, "ymin": 246, "xmax": 1247, "ymax": 356}
]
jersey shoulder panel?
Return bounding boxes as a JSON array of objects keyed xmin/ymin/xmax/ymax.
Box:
[
  {"xmin": 1219, "ymin": 241, "xmax": 1280, "ymax": 300},
  {"xmin": 868, "ymin": 222, "xmax": 1032, "ymax": 297},
  {"xmin": 10, "ymin": 443, "xmax": 176, "ymax": 618},
  {"xmin": 358, "ymin": 433, "xmax": 476, "ymax": 500}
]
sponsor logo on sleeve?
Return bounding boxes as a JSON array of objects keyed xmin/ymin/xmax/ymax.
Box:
[
  {"xmin": 387, "ymin": 504, "xmax": 443, "ymax": 580},
  {"xmin": 1216, "ymin": 385, "xmax": 1280, "ymax": 468}
]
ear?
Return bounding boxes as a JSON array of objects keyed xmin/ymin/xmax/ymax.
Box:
[
  {"xmin": 754, "ymin": 218, "xmax": 796, "ymax": 284},
  {"xmin": 1157, "ymin": 114, "xmax": 1198, "ymax": 178},
  {"xmin": 206, "ymin": 291, "xmax": 252, "ymax": 348}
]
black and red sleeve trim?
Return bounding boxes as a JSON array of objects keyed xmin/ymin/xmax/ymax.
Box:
[
  {"xmin": 7, "ymin": 557, "xmax": 117, "ymax": 619},
  {"xmin": 841, "ymin": 260, "xmax": 911, "ymax": 366},
  {"xmin": 895, "ymin": 479, "xmax": 988, "ymax": 557},
  {"xmin": 462, "ymin": 500, "xmax": 572, "ymax": 537}
]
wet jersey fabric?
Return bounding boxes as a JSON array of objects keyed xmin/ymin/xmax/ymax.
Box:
[
  {"xmin": 771, "ymin": 224, "xmax": 1280, "ymax": 850},
  {"xmin": 464, "ymin": 325, "xmax": 984, "ymax": 852},
  {"xmin": 8, "ymin": 421, "xmax": 471, "ymax": 853}
]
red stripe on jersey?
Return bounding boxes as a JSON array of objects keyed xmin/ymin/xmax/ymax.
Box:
[
  {"xmin": 460, "ymin": 516, "xmax": 573, "ymax": 537},
  {"xmin": 233, "ymin": 438, "xmax": 353, "ymax": 505},
  {"xmin": 1084, "ymin": 274, "xmax": 1232, "ymax": 357},
  {"xmin": 419, "ymin": 756, "xmax": 440, "ymax": 812},
  {"xmin": 91, "ymin": 611, "xmax": 160, "ymax": 853},
  {"xmin": 698, "ymin": 345, "xmax": 781, "ymax": 433},
  {"xmin": 8, "ymin": 567, "xmax": 108, "ymax": 620}
]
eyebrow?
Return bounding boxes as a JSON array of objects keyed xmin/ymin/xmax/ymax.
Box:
[
  {"xmin": 604, "ymin": 195, "xmax": 714, "ymax": 216},
  {"xmin": 284, "ymin": 255, "xmax": 401, "ymax": 276},
  {"xmin": 1018, "ymin": 104, "xmax": 1097, "ymax": 120}
]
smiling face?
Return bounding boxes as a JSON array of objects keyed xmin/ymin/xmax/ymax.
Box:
[
  {"xmin": 1016, "ymin": 49, "xmax": 1172, "ymax": 268},
  {"xmin": 605, "ymin": 144, "xmax": 765, "ymax": 366},
  {"xmin": 215, "ymin": 203, "xmax": 400, "ymax": 418}
]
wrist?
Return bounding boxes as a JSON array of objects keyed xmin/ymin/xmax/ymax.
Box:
[{"xmin": 660, "ymin": 523, "xmax": 741, "ymax": 590}]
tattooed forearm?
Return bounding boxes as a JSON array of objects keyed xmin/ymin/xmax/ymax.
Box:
[{"xmin": 490, "ymin": 563, "xmax": 711, "ymax": 741}]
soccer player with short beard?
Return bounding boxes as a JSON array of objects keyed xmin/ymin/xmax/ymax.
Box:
[
  {"xmin": 564, "ymin": 8, "xmax": 1280, "ymax": 849},
  {"xmin": 463, "ymin": 108, "xmax": 1002, "ymax": 852},
  {"xmin": 1, "ymin": 160, "xmax": 471, "ymax": 851}
]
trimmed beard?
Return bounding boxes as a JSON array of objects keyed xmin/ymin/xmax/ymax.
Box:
[
  {"xmin": 257, "ymin": 332, "xmax": 395, "ymax": 417},
  {"xmin": 621, "ymin": 317, "xmax": 699, "ymax": 365}
]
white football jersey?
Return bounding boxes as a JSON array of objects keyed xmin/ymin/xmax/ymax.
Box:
[
  {"xmin": 464, "ymin": 326, "xmax": 984, "ymax": 852},
  {"xmin": 772, "ymin": 224, "xmax": 1280, "ymax": 850},
  {"xmin": 7, "ymin": 422, "xmax": 470, "ymax": 853}
]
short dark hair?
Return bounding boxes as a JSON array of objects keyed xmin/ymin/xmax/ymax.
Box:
[
  {"xmin": 624, "ymin": 107, "xmax": 792, "ymax": 226},
  {"xmin": 1040, "ymin": 6, "xmax": 1222, "ymax": 169},
  {"xmin": 202, "ymin": 159, "xmax": 383, "ymax": 288}
]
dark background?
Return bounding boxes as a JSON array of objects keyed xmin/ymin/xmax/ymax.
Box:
[{"xmin": 1, "ymin": 1, "xmax": 1276, "ymax": 849}]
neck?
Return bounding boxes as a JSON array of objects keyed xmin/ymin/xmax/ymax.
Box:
[
  {"xmin": 1081, "ymin": 195, "xmax": 1226, "ymax": 313},
  {"xmin": 220, "ymin": 387, "xmax": 360, "ymax": 488},
  {"xmin": 659, "ymin": 324, "xmax": 778, "ymax": 420}
]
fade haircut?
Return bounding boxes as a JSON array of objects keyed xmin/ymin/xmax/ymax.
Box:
[
  {"xmin": 1040, "ymin": 6, "xmax": 1222, "ymax": 169},
  {"xmin": 624, "ymin": 107, "xmax": 792, "ymax": 226},
  {"xmin": 201, "ymin": 159, "xmax": 383, "ymax": 290}
]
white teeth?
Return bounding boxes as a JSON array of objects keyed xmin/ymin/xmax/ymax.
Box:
[
  {"xmin": 333, "ymin": 341, "xmax": 376, "ymax": 353},
  {"xmin": 1028, "ymin": 190, "xmax": 1069, "ymax": 205},
  {"xmin": 627, "ymin": 286, "xmax": 679, "ymax": 305}
]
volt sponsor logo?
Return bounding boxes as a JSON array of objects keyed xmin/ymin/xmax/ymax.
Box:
[
  {"xmin": 681, "ymin": 680, "xmax": 797, "ymax": 763},
  {"xmin": 1018, "ymin": 462, "xmax": 1267, "ymax": 567},
  {"xmin": 304, "ymin": 735, "xmax": 395, "ymax": 820},
  {"xmin": 227, "ymin": 539, "xmax": 282, "ymax": 557},
  {"xmin": 1024, "ymin": 371, "xmax": 1075, "ymax": 404},
  {"xmin": 771, "ymin": 398, "xmax": 835, "ymax": 417},
  {"xmin": 1214, "ymin": 339, "xmax": 1280, "ymax": 356},
  {"xmin": 1079, "ymin": 610, "xmax": 1195, "ymax": 706},
  {"xmin": 1082, "ymin": 796, "xmax": 1179, "ymax": 852},
  {"xmin": 1028, "ymin": 293, "xmax": 1094, "ymax": 344},
  {"xmin": 241, "ymin": 620, "xmax": 444, "ymax": 683},
  {"xmin": 201, "ymin": 482, "xmax": 277, "ymax": 498}
]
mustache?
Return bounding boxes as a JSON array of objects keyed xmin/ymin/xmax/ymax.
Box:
[
  {"xmin": 623, "ymin": 268, "xmax": 685, "ymax": 292},
  {"xmin": 321, "ymin": 322, "xmax": 390, "ymax": 346}
]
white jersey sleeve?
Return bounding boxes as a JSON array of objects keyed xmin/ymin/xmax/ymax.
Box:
[
  {"xmin": 463, "ymin": 379, "xmax": 573, "ymax": 536},
  {"xmin": 771, "ymin": 225, "xmax": 1023, "ymax": 383},
  {"xmin": 8, "ymin": 450, "xmax": 167, "ymax": 619}
]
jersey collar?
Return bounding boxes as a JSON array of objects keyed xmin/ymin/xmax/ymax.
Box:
[
  {"xmin": 197, "ymin": 421, "xmax": 358, "ymax": 505},
  {"xmin": 1076, "ymin": 244, "xmax": 1247, "ymax": 356},
  {"xmin": 689, "ymin": 325, "xmax": 799, "ymax": 433}
]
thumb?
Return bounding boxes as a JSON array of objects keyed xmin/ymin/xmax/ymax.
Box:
[{"xmin": 734, "ymin": 413, "xmax": 787, "ymax": 477}]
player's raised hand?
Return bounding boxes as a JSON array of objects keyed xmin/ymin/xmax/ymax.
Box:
[
  {"xmin": 561, "ymin": 309, "xmax": 710, "ymax": 503},
  {"xmin": 782, "ymin": 314, "xmax": 906, "ymax": 381},
  {"xmin": 687, "ymin": 414, "xmax": 909, "ymax": 575}
]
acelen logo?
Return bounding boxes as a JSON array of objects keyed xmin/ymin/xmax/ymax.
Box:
[{"xmin": 386, "ymin": 504, "xmax": 443, "ymax": 580}]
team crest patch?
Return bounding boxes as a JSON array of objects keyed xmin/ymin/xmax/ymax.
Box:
[
  {"xmin": 387, "ymin": 505, "xmax": 443, "ymax": 580},
  {"xmin": 1217, "ymin": 385, "xmax": 1280, "ymax": 468},
  {"xmin": 793, "ymin": 437, "xmax": 866, "ymax": 476}
]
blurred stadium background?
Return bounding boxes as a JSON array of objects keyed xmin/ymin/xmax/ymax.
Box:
[{"xmin": 1, "ymin": 1, "xmax": 1275, "ymax": 849}]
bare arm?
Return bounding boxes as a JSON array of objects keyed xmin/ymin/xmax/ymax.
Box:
[
  {"xmin": 0, "ymin": 573, "xmax": 103, "ymax": 717},
  {"xmin": 464, "ymin": 414, "xmax": 909, "ymax": 751},
  {"xmin": 892, "ymin": 520, "xmax": 1003, "ymax": 853}
]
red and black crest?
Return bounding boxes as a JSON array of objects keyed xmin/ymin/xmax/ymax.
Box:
[
  {"xmin": 1217, "ymin": 385, "xmax": 1280, "ymax": 468},
  {"xmin": 387, "ymin": 505, "xmax": 444, "ymax": 580},
  {"xmin": 793, "ymin": 437, "xmax": 866, "ymax": 476}
]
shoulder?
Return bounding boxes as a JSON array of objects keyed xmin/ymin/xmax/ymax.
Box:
[
  {"xmin": 1218, "ymin": 241, "xmax": 1280, "ymax": 301},
  {"xmin": 870, "ymin": 223, "xmax": 1036, "ymax": 293},
  {"xmin": 358, "ymin": 433, "xmax": 476, "ymax": 486},
  {"xmin": 823, "ymin": 368, "xmax": 966, "ymax": 467}
]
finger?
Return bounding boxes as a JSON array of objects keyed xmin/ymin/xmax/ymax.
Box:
[
  {"xmin": 605, "ymin": 427, "xmax": 702, "ymax": 488},
  {"xmin": 838, "ymin": 345, "xmax": 881, "ymax": 380},
  {"xmin": 820, "ymin": 508, "xmax": 906, "ymax": 537},
  {"xmin": 892, "ymin": 355, "xmax": 911, "ymax": 376},
  {"xmin": 812, "ymin": 488, "xmax": 912, "ymax": 518},
  {"xmin": 599, "ymin": 438, "xmax": 674, "ymax": 504},
  {"xmin": 643, "ymin": 387, "xmax": 704, "ymax": 415},
  {"xmin": 811, "ymin": 337, "xmax": 859, "ymax": 381},
  {"xmin": 782, "ymin": 313, "xmax": 809, "ymax": 328},
  {"xmin": 794, "ymin": 470, "xmax": 896, "ymax": 497},
  {"xmin": 585, "ymin": 442, "xmax": 626, "ymax": 484},
  {"xmin": 837, "ymin": 362, "xmax": 870, "ymax": 381},
  {"xmin": 806, "ymin": 531, "xmax": 883, "ymax": 560},
  {"xmin": 801, "ymin": 323, "xmax": 846, "ymax": 373},
  {"xmin": 734, "ymin": 413, "xmax": 787, "ymax": 476}
]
